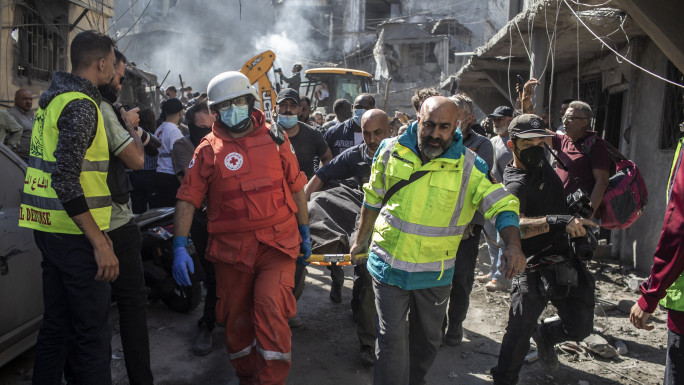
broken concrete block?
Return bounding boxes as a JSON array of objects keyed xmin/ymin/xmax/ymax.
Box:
[
  {"xmin": 584, "ymin": 334, "xmax": 618, "ymax": 358},
  {"xmin": 618, "ymin": 299, "xmax": 636, "ymax": 314}
]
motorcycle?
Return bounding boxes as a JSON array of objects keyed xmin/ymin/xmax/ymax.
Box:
[{"xmin": 135, "ymin": 207, "xmax": 202, "ymax": 313}]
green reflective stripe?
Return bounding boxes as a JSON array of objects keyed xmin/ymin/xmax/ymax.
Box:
[
  {"xmin": 371, "ymin": 243, "xmax": 456, "ymax": 272},
  {"xmin": 256, "ymin": 344, "xmax": 291, "ymax": 361},
  {"xmin": 380, "ymin": 138, "xmax": 398, "ymax": 189},
  {"xmin": 449, "ymin": 151, "xmax": 475, "ymax": 227},
  {"xmin": 229, "ymin": 340, "xmax": 256, "ymax": 360},
  {"xmin": 380, "ymin": 209, "xmax": 466, "ymax": 237},
  {"xmin": 373, "ymin": 186, "xmax": 386, "ymax": 196},
  {"xmin": 29, "ymin": 156, "xmax": 108, "ymax": 173},
  {"xmin": 479, "ymin": 187, "xmax": 512, "ymax": 216},
  {"xmin": 22, "ymin": 192, "xmax": 112, "ymax": 211},
  {"xmin": 668, "ymin": 140, "xmax": 684, "ymax": 203}
]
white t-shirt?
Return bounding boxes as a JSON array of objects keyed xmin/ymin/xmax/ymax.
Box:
[{"xmin": 155, "ymin": 121, "xmax": 184, "ymax": 175}]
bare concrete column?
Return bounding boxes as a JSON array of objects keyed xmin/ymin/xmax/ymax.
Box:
[{"xmin": 530, "ymin": 27, "xmax": 549, "ymax": 116}]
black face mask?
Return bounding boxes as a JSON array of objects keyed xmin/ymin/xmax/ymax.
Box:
[
  {"xmin": 518, "ymin": 145, "xmax": 546, "ymax": 170},
  {"xmin": 189, "ymin": 124, "xmax": 212, "ymax": 147},
  {"xmin": 98, "ymin": 84, "xmax": 118, "ymax": 104}
]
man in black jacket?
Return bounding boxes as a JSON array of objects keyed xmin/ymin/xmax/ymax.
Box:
[{"xmin": 491, "ymin": 114, "xmax": 597, "ymax": 385}]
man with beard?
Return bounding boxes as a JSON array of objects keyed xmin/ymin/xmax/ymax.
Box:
[
  {"xmin": 93, "ymin": 48, "xmax": 155, "ymax": 385},
  {"xmin": 19, "ymin": 30, "xmax": 117, "ymax": 384},
  {"xmin": 477, "ymin": 105, "xmax": 516, "ymax": 292},
  {"xmin": 172, "ymin": 101, "xmax": 218, "ymax": 356},
  {"xmin": 491, "ymin": 114, "xmax": 597, "ymax": 385},
  {"xmin": 172, "ymin": 71, "xmax": 310, "ymax": 383},
  {"xmin": 304, "ymin": 109, "xmax": 390, "ymax": 365},
  {"xmin": 351, "ymin": 96, "xmax": 525, "ymax": 384}
]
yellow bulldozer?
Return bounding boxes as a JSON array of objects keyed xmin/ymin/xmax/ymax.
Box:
[{"xmin": 239, "ymin": 50, "xmax": 372, "ymax": 121}]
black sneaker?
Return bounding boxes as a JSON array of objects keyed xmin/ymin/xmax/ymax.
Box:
[
  {"xmin": 532, "ymin": 325, "xmax": 559, "ymax": 372},
  {"xmin": 444, "ymin": 323, "xmax": 463, "ymax": 346},
  {"xmin": 359, "ymin": 345, "xmax": 375, "ymax": 366},
  {"xmin": 192, "ymin": 326, "xmax": 213, "ymax": 356}
]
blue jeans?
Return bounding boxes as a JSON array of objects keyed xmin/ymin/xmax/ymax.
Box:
[
  {"xmin": 666, "ymin": 328, "xmax": 684, "ymax": 385},
  {"xmin": 32, "ymin": 231, "xmax": 112, "ymax": 385}
]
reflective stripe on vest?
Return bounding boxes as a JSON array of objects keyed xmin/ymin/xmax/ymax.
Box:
[
  {"xmin": 660, "ymin": 137, "xmax": 684, "ymax": 311},
  {"xmin": 19, "ymin": 92, "xmax": 111, "ymax": 234},
  {"xmin": 369, "ymin": 140, "xmax": 498, "ymax": 279}
]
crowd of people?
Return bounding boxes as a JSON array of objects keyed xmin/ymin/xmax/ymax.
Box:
[{"xmin": 7, "ymin": 29, "xmax": 684, "ymax": 385}]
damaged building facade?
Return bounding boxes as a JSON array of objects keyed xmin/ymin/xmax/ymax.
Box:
[
  {"xmin": 0, "ymin": 0, "xmax": 114, "ymax": 106},
  {"xmin": 444, "ymin": 0, "xmax": 684, "ymax": 270}
]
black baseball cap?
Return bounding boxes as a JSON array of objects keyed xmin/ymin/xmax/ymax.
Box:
[
  {"xmin": 508, "ymin": 114, "xmax": 554, "ymax": 139},
  {"xmin": 488, "ymin": 106, "xmax": 514, "ymax": 118},
  {"xmin": 276, "ymin": 88, "xmax": 300, "ymax": 105}
]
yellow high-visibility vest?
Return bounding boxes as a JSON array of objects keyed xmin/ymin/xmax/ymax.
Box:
[
  {"xmin": 660, "ymin": 137, "xmax": 684, "ymax": 311},
  {"xmin": 19, "ymin": 91, "xmax": 111, "ymax": 234}
]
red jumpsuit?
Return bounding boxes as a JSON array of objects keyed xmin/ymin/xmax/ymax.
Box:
[{"xmin": 177, "ymin": 109, "xmax": 307, "ymax": 384}]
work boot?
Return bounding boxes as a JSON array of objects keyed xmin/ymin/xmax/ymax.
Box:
[
  {"xmin": 330, "ymin": 282, "xmax": 342, "ymax": 304},
  {"xmin": 359, "ymin": 345, "xmax": 375, "ymax": 366},
  {"xmin": 532, "ymin": 325, "xmax": 559, "ymax": 372},
  {"xmin": 444, "ymin": 323, "xmax": 464, "ymax": 346},
  {"xmin": 192, "ymin": 325, "xmax": 213, "ymax": 356}
]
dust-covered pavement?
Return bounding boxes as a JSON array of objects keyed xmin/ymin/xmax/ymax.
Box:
[{"xmin": 0, "ymin": 244, "xmax": 669, "ymax": 385}]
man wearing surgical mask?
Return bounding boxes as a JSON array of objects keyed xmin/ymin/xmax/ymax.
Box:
[
  {"xmin": 274, "ymin": 88, "xmax": 332, "ymax": 180},
  {"xmin": 172, "ymin": 71, "xmax": 311, "ymax": 383},
  {"xmin": 324, "ymin": 93, "xmax": 376, "ymax": 157}
]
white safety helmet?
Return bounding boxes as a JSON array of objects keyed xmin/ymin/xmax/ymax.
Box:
[{"xmin": 207, "ymin": 71, "xmax": 260, "ymax": 108}]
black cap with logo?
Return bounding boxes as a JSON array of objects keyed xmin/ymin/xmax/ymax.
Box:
[
  {"xmin": 276, "ymin": 88, "xmax": 300, "ymax": 105},
  {"xmin": 508, "ymin": 114, "xmax": 554, "ymax": 139}
]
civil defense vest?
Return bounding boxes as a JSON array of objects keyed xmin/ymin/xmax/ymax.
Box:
[{"xmin": 19, "ymin": 91, "xmax": 111, "ymax": 234}]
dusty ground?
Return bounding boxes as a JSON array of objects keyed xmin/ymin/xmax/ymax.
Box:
[{"xmin": 0, "ymin": 243, "xmax": 668, "ymax": 385}]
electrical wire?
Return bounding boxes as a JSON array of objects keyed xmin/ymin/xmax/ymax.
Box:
[
  {"xmin": 109, "ymin": 0, "xmax": 141, "ymax": 29},
  {"xmin": 563, "ymin": 0, "xmax": 684, "ymax": 90},
  {"xmin": 115, "ymin": 0, "xmax": 151, "ymax": 42}
]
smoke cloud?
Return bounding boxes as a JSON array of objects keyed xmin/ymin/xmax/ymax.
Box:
[{"xmin": 111, "ymin": 0, "xmax": 325, "ymax": 95}]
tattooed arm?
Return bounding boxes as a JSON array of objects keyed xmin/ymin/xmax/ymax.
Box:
[{"xmin": 519, "ymin": 216, "xmax": 550, "ymax": 239}]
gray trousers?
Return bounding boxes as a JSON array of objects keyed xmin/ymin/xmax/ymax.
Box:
[{"xmin": 372, "ymin": 276, "xmax": 451, "ymax": 385}]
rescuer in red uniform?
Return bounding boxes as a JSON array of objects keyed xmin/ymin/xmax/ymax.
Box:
[{"xmin": 171, "ymin": 71, "xmax": 311, "ymax": 384}]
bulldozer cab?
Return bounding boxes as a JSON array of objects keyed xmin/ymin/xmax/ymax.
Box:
[{"xmin": 303, "ymin": 68, "xmax": 372, "ymax": 114}]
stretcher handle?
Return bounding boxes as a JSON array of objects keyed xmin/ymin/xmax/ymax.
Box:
[{"xmin": 300, "ymin": 253, "xmax": 369, "ymax": 266}]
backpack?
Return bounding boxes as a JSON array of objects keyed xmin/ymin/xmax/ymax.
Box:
[{"xmin": 581, "ymin": 135, "xmax": 648, "ymax": 229}]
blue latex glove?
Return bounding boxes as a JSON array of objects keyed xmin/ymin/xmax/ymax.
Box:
[
  {"xmin": 298, "ymin": 225, "xmax": 312, "ymax": 266},
  {"xmin": 172, "ymin": 236, "xmax": 195, "ymax": 286}
]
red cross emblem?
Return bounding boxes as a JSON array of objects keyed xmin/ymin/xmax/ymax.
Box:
[{"xmin": 224, "ymin": 152, "xmax": 243, "ymax": 171}]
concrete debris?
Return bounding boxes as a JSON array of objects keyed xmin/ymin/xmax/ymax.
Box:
[
  {"xmin": 448, "ymin": 371, "xmax": 458, "ymax": 378},
  {"xmin": 618, "ymin": 299, "xmax": 636, "ymax": 314},
  {"xmin": 583, "ymin": 335, "xmax": 618, "ymax": 358}
]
